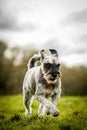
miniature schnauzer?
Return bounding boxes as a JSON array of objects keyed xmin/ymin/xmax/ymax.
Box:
[{"xmin": 23, "ymin": 49, "xmax": 61, "ymax": 117}]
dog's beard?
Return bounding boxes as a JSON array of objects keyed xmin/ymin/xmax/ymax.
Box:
[
  {"xmin": 41, "ymin": 63, "xmax": 61, "ymax": 83},
  {"xmin": 44, "ymin": 74, "xmax": 59, "ymax": 83}
]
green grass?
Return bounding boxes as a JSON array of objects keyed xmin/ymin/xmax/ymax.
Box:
[{"xmin": 0, "ymin": 95, "xmax": 87, "ymax": 130}]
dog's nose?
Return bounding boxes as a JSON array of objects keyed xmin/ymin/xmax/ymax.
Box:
[{"xmin": 52, "ymin": 73, "xmax": 57, "ymax": 78}]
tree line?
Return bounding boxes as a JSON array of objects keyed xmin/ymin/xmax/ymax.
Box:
[{"xmin": 0, "ymin": 41, "xmax": 87, "ymax": 96}]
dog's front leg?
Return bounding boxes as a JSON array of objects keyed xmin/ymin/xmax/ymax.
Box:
[
  {"xmin": 38, "ymin": 103, "xmax": 45, "ymax": 117},
  {"xmin": 46, "ymin": 93, "xmax": 60, "ymax": 115},
  {"xmin": 52, "ymin": 82, "xmax": 61, "ymax": 105},
  {"xmin": 52, "ymin": 93, "xmax": 61, "ymax": 105},
  {"xmin": 36, "ymin": 95, "xmax": 59, "ymax": 116}
]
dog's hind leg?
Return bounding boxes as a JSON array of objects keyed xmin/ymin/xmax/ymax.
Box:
[{"xmin": 23, "ymin": 89, "xmax": 33, "ymax": 117}]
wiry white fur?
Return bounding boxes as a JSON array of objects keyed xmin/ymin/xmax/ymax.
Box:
[
  {"xmin": 23, "ymin": 50, "xmax": 61, "ymax": 117},
  {"xmin": 43, "ymin": 55, "xmax": 59, "ymax": 64}
]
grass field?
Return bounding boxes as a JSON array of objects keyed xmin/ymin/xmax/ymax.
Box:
[{"xmin": 0, "ymin": 95, "xmax": 87, "ymax": 130}]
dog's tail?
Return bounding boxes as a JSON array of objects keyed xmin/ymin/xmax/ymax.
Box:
[{"xmin": 27, "ymin": 54, "xmax": 41, "ymax": 70}]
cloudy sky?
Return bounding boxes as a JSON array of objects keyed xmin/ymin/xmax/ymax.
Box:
[{"xmin": 0, "ymin": 0, "xmax": 87, "ymax": 66}]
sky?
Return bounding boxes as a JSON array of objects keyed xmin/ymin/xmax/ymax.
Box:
[{"xmin": 0, "ymin": 0, "xmax": 87, "ymax": 66}]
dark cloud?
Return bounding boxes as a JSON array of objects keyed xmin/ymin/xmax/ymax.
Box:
[
  {"xmin": 0, "ymin": 0, "xmax": 37, "ymax": 31},
  {"xmin": 0, "ymin": 11, "xmax": 37, "ymax": 31},
  {"xmin": 59, "ymin": 8, "xmax": 87, "ymax": 56},
  {"xmin": 0, "ymin": 10, "xmax": 19, "ymax": 30},
  {"xmin": 62, "ymin": 8, "xmax": 87, "ymax": 25}
]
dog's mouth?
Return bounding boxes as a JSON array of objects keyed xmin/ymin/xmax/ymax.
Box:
[{"xmin": 49, "ymin": 77, "xmax": 56, "ymax": 81}]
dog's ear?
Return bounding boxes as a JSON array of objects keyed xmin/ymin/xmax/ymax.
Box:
[
  {"xmin": 40, "ymin": 49, "xmax": 45, "ymax": 61},
  {"xmin": 49, "ymin": 49, "xmax": 58, "ymax": 57}
]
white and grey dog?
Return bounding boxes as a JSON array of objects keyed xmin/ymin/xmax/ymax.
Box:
[{"xmin": 23, "ymin": 49, "xmax": 61, "ymax": 117}]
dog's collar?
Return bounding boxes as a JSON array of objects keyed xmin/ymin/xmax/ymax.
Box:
[
  {"xmin": 45, "ymin": 83, "xmax": 51, "ymax": 89},
  {"xmin": 45, "ymin": 83, "xmax": 56, "ymax": 89}
]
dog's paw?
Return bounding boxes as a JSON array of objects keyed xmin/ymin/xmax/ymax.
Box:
[
  {"xmin": 52, "ymin": 111, "xmax": 60, "ymax": 117},
  {"xmin": 25, "ymin": 110, "xmax": 31, "ymax": 117},
  {"xmin": 38, "ymin": 114, "xmax": 44, "ymax": 118}
]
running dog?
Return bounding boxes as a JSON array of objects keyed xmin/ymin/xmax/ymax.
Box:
[{"xmin": 23, "ymin": 49, "xmax": 61, "ymax": 117}]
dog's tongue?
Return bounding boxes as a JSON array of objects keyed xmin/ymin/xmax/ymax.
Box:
[{"xmin": 45, "ymin": 84, "xmax": 51, "ymax": 89}]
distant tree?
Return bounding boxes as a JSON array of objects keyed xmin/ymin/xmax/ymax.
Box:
[
  {"xmin": 0, "ymin": 41, "xmax": 9, "ymax": 94},
  {"xmin": 0, "ymin": 41, "xmax": 7, "ymax": 58},
  {"xmin": 0, "ymin": 42, "xmax": 38, "ymax": 95},
  {"xmin": 61, "ymin": 65, "xmax": 87, "ymax": 96},
  {"xmin": 0, "ymin": 41, "xmax": 87, "ymax": 96}
]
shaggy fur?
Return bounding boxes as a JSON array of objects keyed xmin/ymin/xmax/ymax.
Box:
[{"xmin": 23, "ymin": 49, "xmax": 61, "ymax": 117}]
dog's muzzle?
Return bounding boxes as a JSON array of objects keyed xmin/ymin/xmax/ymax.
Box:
[{"xmin": 47, "ymin": 71, "xmax": 61, "ymax": 81}]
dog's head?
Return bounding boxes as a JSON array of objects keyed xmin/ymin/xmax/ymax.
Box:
[{"xmin": 40, "ymin": 49, "xmax": 61, "ymax": 83}]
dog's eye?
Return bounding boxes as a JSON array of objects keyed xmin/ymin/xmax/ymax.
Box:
[
  {"xmin": 56, "ymin": 63, "xmax": 60, "ymax": 68},
  {"xmin": 44, "ymin": 63, "xmax": 51, "ymax": 68}
]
